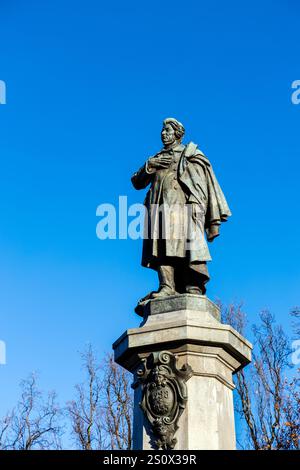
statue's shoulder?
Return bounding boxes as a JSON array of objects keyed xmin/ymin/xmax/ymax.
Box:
[
  {"xmin": 184, "ymin": 141, "xmax": 210, "ymax": 165},
  {"xmin": 181, "ymin": 141, "xmax": 194, "ymax": 156}
]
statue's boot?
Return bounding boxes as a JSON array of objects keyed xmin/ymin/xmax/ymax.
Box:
[
  {"xmin": 185, "ymin": 267, "xmax": 207, "ymax": 296},
  {"xmin": 185, "ymin": 286, "xmax": 204, "ymax": 295},
  {"xmin": 151, "ymin": 265, "xmax": 176, "ymax": 298}
]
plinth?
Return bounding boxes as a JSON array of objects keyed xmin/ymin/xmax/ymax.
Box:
[{"xmin": 113, "ymin": 295, "xmax": 252, "ymax": 450}]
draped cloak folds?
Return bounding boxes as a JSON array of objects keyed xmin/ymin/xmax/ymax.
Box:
[{"xmin": 131, "ymin": 142, "xmax": 231, "ymax": 274}]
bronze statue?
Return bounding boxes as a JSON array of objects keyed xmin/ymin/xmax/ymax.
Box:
[{"xmin": 132, "ymin": 118, "xmax": 231, "ymax": 304}]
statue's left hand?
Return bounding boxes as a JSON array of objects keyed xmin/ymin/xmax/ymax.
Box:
[{"xmin": 207, "ymin": 224, "xmax": 220, "ymax": 241}]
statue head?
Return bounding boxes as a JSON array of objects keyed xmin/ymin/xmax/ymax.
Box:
[{"xmin": 161, "ymin": 118, "xmax": 185, "ymax": 147}]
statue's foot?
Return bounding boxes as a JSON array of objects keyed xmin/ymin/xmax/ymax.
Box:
[
  {"xmin": 151, "ymin": 286, "xmax": 176, "ymax": 298},
  {"xmin": 134, "ymin": 291, "xmax": 155, "ymax": 316},
  {"xmin": 185, "ymin": 286, "xmax": 205, "ymax": 296},
  {"xmin": 137, "ymin": 292, "xmax": 154, "ymax": 304}
]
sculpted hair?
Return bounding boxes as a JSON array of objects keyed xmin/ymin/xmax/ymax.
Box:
[{"xmin": 163, "ymin": 118, "xmax": 185, "ymax": 142}]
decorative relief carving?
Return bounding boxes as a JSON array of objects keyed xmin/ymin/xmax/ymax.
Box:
[{"xmin": 134, "ymin": 351, "xmax": 193, "ymax": 449}]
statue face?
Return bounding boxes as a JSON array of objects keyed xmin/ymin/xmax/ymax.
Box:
[{"xmin": 161, "ymin": 124, "xmax": 176, "ymax": 147}]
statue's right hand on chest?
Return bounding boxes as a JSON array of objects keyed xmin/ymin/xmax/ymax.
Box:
[{"xmin": 147, "ymin": 154, "xmax": 172, "ymax": 172}]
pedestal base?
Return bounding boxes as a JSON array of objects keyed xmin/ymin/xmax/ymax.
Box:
[{"xmin": 113, "ymin": 295, "xmax": 252, "ymax": 450}]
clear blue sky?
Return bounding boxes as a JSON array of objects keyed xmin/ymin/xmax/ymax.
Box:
[{"xmin": 0, "ymin": 0, "xmax": 299, "ymax": 438}]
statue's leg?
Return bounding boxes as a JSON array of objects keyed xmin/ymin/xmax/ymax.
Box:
[
  {"xmin": 151, "ymin": 265, "xmax": 176, "ymax": 298},
  {"xmin": 185, "ymin": 263, "xmax": 209, "ymax": 295}
]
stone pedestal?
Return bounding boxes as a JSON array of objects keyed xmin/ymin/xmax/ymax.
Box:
[{"xmin": 113, "ymin": 295, "xmax": 252, "ymax": 450}]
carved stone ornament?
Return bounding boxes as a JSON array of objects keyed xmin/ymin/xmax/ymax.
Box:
[{"xmin": 134, "ymin": 351, "xmax": 193, "ymax": 449}]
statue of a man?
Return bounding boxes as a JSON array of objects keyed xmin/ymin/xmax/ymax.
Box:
[{"xmin": 132, "ymin": 118, "xmax": 231, "ymax": 301}]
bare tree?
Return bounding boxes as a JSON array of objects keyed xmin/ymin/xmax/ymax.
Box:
[
  {"xmin": 0, "ymin": 373, "xmax": 62, "ymax": 450},
  {"xmin": 282, "ymin": 306, "xmax": 300, "ymax": 449},
  {"xmin": 67, "ymin": 347, "xmax": 133, "ymax": 450},
  {"xmin": 67, "ymin": 345, "xmax": 105, "ymax": 449},
  {"xmin": 219, "ymin": 302, "xmax": 299, "ymax": 450},
  {"xmin": 291, "ymin": 306, "xmax": 300, "ymax": 338},
  {"xmin": 0, "ymin": 413, "xmax": 13, "ymax": 450},
  {"xmin": 218, "ymin": 300, "xmax": 247, "ymax": 335},
  {"xmin": 102, "ymin": 353, "xmax": 133, "ymax": 450}
]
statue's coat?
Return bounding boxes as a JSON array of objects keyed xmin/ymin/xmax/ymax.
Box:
[{"xmin": 131, "ymin": 142, "xmax": 231, "ymax": 271}]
